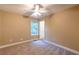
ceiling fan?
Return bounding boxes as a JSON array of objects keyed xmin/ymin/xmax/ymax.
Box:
[{"xmin": 24, "ymin": 4, "xmax": 49, "ymax": 19}]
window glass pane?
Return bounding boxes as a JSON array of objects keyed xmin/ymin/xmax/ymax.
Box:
[{"xmin": 31, "ymin": 21, "xmax": 38, "ymax": 35}]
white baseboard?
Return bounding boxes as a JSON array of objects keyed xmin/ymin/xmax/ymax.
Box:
[
  {"xmin": 44, "ymin": 40, "xmax": 79, "ymax": 55},
  {"xmin": 0, "ymin": 39, "xmax": 37, "ymax": 49}
]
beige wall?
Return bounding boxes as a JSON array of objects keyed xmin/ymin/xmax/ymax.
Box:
[
  {"xmin": 45, "ymin": 6, "xmax": 79, "ymax": 51},
  {"xmin": 0, "ymin": 11, "xmax": 30, "ymax": 45},
  {"xmin": 0, "ymin": 12, "xmax": 1, "ymax": 39}
]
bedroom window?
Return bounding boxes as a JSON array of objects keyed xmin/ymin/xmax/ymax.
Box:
[{"xmin": 31, "ymin": 21, "xmax": 39, "ymax": 36}]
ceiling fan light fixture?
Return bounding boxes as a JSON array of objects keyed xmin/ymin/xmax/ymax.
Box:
[
  {"xmin": 30, "ymin": 4, "xmax": 42, "ymax": 19},
  {"xmin": 30, "ymin": 12, "xmax": 42, "ymax": 18}
]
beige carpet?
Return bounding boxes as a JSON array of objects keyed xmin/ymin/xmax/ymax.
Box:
[{"xmin": 0, "ymin": 40, "xmax": 76, "ymax": 55}]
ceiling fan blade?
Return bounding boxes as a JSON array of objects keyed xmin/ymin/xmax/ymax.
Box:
[
  {"xmin": 38, "ymin": 8, "xmax": 49, "ymax": 13},
  {"xmin": 23, "ymin": 9, "xmax": 34, "ymax": 16}
]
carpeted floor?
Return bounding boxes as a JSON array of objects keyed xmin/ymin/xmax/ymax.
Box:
[{"xmin": 0, "ymin": 40, "xmax": 76, "ymax": 55}]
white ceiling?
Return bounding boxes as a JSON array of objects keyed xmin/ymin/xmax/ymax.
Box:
[
  {"xmin": 0, "ymin": 4, "xmax": 77, "ymax": 16},
  {"xmin": 0, "ymin": 4, "xmax": 51, "ymax": 15}
]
